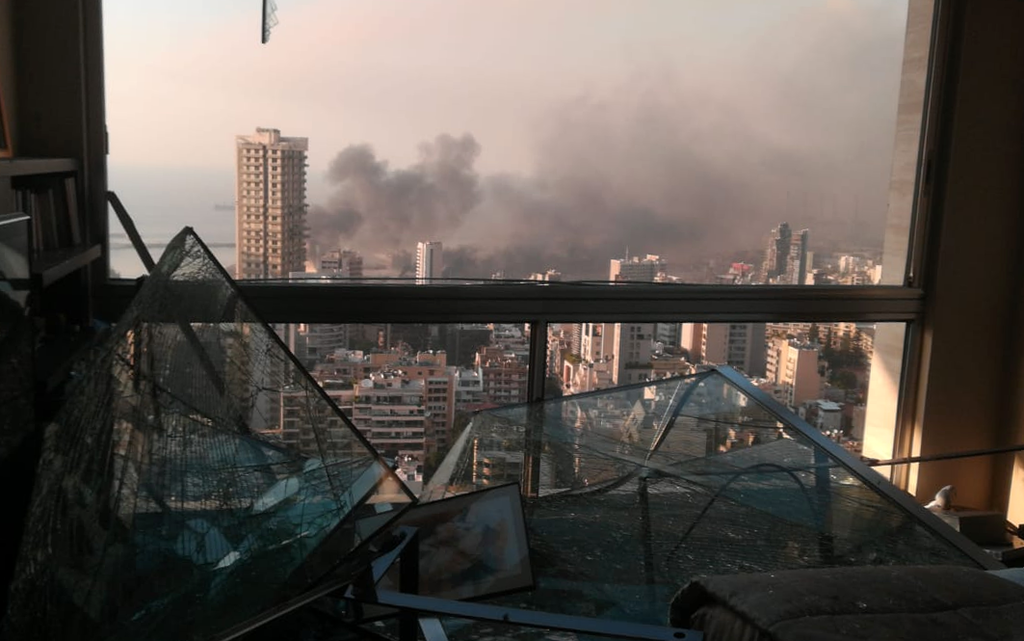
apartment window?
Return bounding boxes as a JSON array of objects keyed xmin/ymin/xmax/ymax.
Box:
[
  {"xmin": 101, "ymin": 2, "xmax": 943, "ymax": 488},
  {"xmin": 104, "ymin": 2, "xmax": 930, "ymax": 287}
]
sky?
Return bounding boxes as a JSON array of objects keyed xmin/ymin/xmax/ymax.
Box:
[{"xmin": 103, "ymin": 0, "xmax": 912, "ymax": 279}]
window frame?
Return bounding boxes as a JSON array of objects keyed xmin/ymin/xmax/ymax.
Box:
[{"xmin": 90, "ymin": 1, "xmax": 954, "ymax": 489}]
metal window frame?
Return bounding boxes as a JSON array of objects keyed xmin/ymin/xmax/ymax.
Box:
[
  {"xmin": 99, "ymin": 280, "xmax": 924, "ymax": 324},
  {"xmin": 714, "ymin": 365, "xmax": 1002, "ymax": 571},
  {"xmin": 97, "ymin": 278, "xmax": 926, "ymax": 411},
  {"xmin": 90, "ymin": 1, "xmax": 954, "ymax": 483}
]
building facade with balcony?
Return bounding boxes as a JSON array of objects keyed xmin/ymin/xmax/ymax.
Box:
[
  {"xmin": 235, "ymin": 128, "xmax": 308, "ymax": 279},
  {"xmin": 476, "ymin": 346, "xmax": 529, "ymax": 405},
  {"xmin": 415, "ymin": 241, "xmax": 443, "ymax": 283},
  {"xmin": 282, "ymin": 371, "xmax": 430, "ymax": 459}
]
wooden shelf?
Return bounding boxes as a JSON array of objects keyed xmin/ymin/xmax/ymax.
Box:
[
  {"xmin": 0, "ymin": 158, "xmax": 79, "ymax": 177},
  {"xmin": 32, "ymin": 244, "xmax": 102, "ymax": 287}
]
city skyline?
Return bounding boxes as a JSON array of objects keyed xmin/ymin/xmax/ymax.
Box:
[
  {"xmin": 227, "ymin": 143, "xmax": 883, "ymax": 465},
  {"xmin": 13, "ymin": 1, "xmax": 1024, "ymax": 634},
  {"xmin": 276, "ymin": 223, "xmax": 882, "ymax": 461},
  {"xmin": 104, "ymin": 1, "xmax": 911, "ymax": 280}
]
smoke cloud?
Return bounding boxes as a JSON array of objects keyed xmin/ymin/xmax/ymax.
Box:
[
  {"xmin": 309, "ymin": 3, "xmax": 907, "ymax": 280},
  {"xmin": 309, "ymin": 135, "xmax": 481, "ymax": 252}
]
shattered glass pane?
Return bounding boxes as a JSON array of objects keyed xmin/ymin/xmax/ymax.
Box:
[
  {"xmin": 0, "ymin": 214, "xmax": 33, "ymax": 460},
  {"xmin": 0, "ymin": 284, "xmax": 31, "ymax": 462},
  {"xmin": 4, "ymin": 228, "xmax": 413, "ymax": 641},
  {"xmin": 424, "ymin": 369, "xmax": 988, "ymax": 626}
]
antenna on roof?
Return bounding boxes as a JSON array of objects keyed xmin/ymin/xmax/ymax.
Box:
[{"xmin": 261, "ymin": 0, "xmax": 279, "ymax": 44}]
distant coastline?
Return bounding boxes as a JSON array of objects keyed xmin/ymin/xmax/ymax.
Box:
[
  {"xmin": 109, "ymin": 239, "xmax": 236, "ymax": 279},
  {"xmin": 109, "ymin": 241, "xmax": 235, "ymax": 250}
]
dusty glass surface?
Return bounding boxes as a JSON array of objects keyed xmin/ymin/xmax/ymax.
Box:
[
  {"xmin": 4, "ymin": 229, "xmax": 414, "ymax": 641},
  {"xmin": 0, "ymin": 213, "xmax": 30, "ymax": 283},
  {"xmin": 424, "ymin": 370, "xmax": 984, "ymax": 625}
]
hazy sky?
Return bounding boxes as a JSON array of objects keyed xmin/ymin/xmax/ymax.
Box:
[
  {"xmin": 104, "ymin": 0, "xmax": 912, "ymax": 279},
  {"xmin": 105, "ymin": 1, "xmax": 809, "ymax": 170}
]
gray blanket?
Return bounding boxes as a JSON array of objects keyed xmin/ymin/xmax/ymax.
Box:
[{"xmin": 669, "ymin": 565, "xmax": 1024, "ymax": 641}]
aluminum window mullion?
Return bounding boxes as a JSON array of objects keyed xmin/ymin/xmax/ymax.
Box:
[
  {"xmin": 229, "ymin": 284, "xmax": 924, "ymax": 324},
  {"xmin": 98, "ymin": 282, "xmax": 924, "ymax": 324},
  {"xmin": 526, "ymin": 320, "xmax": 548, "ymax": 403}
]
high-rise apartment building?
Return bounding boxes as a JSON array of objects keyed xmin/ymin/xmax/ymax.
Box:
[
  {"xmin": 609, "ymin": 254, "xmax": 667, "ymax": 282},
  {"xmin": 579, "ymin": 322, "xmax": 614, "ymax": 364},
  {"xmin": 444, "ymin": 324, "xmax": 493, "ymax": 367},
  {"xmin": 569, "ymin": 323, "xmax": 583, "ymax": 357},
  {"xmin": 655, "ymin": 322, "xmax": 682, "ymax": 348},
  {"xmin": 528, "ymin": 269, "xmax": 563, "ymax": 282},
  {"xmin": 763, "ymin": 222, "xmax": 809, "ymax": 285},
  {"xmin": 320, "ymin": 249, "xmax": 364, "ymax": 278},
  {"xmin": 699, "ymin": 322, "xmax": 767, "ymax": 377},
  {"xmin": 301, "ymin": 323, "xmax": 349, "ymax": 363},
  {"xmin": 561, "ymin": 322, "xmax": 615, "ymax": 393},
  {"xmin": 765, "ymin": 222, "xmax": 792, "ymax": 281},
  {"xmin": 787, "ymin": 229, "xmax": 810, "ymax": 285},
  {"xmin": 604, "ymin": 254, "xmax": 663, "ymax": 385},
  {"xmin": 416, "ymin": 241, "xmax": 443, "ymax": 283},
  {"xmin": 235, "ymin": 128, "xmax": 308, "ymax": 279},
  {"xmin": 613, "ymin": 322, "xmax": 657, "ymax": 386},
  {"xmin": 293, "ymin": 249, "xmax": 364, "ymax": 361}
]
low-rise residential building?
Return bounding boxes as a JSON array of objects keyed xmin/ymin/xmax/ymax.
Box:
[
  {"xmin": 281, "ymin": 371, "xmax": 428, "ymax": 460},
  {"xmin": 454, "ymin": 367, "xmax": 487, "ymax": 409},
  {"xmin": 473, "ymin": 449, "xmax": 524, "ymax": 487},
  {"xmin": 476, "ymin": 346, "xmax": 529, "ymax": 405},
  {"xmin": 320, "ymin": 249, "xmax": 364, "ymax": 277},
  {"xmin": 613, "ymin": 322, "xmax": 657, "ymax": 386},
  {"xmin": 766, "ymin": 337, "xmax": 824, "ymax": 408},
  {"xmin": 280, "ymin": 350, "xmax": 460, "ymax": 459},
  {"xmin": 491, "ymin": 324, "xmax": 530, "ymax": 358},
  {"xmin": 701, "ymin": 323, "xmax": 767, "ymax": 377},
  {"xmin": 528, "ymin": 269, "xmax": 562, "ymax": 282},
  {"xmin": 609, "ymin": 254, "xmax": 667, "ymax": 282},
  {"xmin": 799, "ymin": 399, "xmax": 844, "ymax": 433}
]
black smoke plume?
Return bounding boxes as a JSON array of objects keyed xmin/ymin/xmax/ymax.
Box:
[
  {"xmin": 309, "ymin": 135, "xmax": 481, "ymax": 253},
  {"xmin": 309, "ymin": 4, "xmax": 906, "ymax": 280}
]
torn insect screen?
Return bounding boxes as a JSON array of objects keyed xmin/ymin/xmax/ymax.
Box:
[{"xmin": 3, "ymin": 228, "xmax": 413, "ymax": 641}]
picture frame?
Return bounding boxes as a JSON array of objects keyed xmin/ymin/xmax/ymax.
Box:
[{"xmin": 378, "ymin": 482, "xmax": 534, "ymax": 601}]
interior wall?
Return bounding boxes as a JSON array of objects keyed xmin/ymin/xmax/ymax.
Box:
[
  {"xmin": 912, "ymin": 0, "xmax": 1024, "ymax": 510},
  {"xmin": 11, "ymin": 0, "xmax": 87, "ymax": 158},
  {"xmin": 863, "ymin": 0, "xmax": 934, "ymax": 476},
  {"xmin": 1005, "ymin": 266, "xmax": 1024, "ymax": 526}
]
